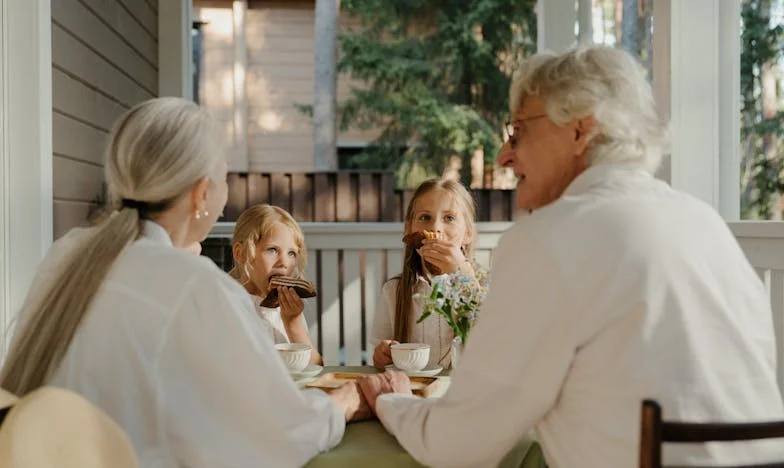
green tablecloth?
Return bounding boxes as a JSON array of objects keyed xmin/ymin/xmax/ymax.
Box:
[{"xmin": 299, "ymin": 366, "xmax": 545, "ymax": 468}]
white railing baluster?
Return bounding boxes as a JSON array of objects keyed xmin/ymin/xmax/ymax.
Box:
[
  {"xmin": 320, "ymin": 250, "xmax": 341, "ymax": 365},
  {"xmin": 343, "ymin": 251, "xmax": 363, "ymax": 365},
  {"xmin": 304, "ymin": 259, "xmax": 319, "ymax": 342},
  {"xmin": 364, "ymin": 250, "xmax": 384, "ymax": 363}
]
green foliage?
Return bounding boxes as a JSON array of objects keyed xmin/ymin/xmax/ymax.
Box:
[
  {"xmin": 740, "ymin": 0, "xmax": 784, "ymax": 219},
  {"xmin": 336, "ymin": 0, "xmax": 537, "ymax": 187}
]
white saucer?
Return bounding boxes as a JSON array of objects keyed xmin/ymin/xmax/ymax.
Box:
[
  {"xmin": 385, "ymin": 363, "xmax": 443, "ymax": 377},
  {"xmin": 290, "ymin": 364, "xmax": 323, "ymax": 379}
]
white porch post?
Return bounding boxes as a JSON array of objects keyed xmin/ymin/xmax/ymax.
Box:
[
  {"xmin": 537, "ymin": 0, "xmax": 577, "ymax": 53},
  {"xmin": 652, "ymin": 0, "xmax": 740, "ymax": 220},
  {"xmin": 231, "ymin": 0, "xmax": 249, "ymax": 172},
  {"xmin": 159, "ymin": 0, "xmax": 193, "ymax": 99},
  {"xmin": 718, "ymin": 0, "xmax": 741, "ymax": 222},
  {"xmin": 577, "ymin": 0, "xmax": 593, "ymax": 45},
  {"xmin": 0, "ymin": 0, "xmax": 53, "ymax": 350}
]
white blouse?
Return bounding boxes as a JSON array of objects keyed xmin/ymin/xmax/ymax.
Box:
[
  {"xmin": 371, "ymin": 277, "xmax": 455, "ymax": 367},
  {"xmin": 249, "ymin": 296, "xmax": 292, "ymax": 344},
  {"xmin": 12, "ymin": 221, "xmax": 344, "ymax": 467}
]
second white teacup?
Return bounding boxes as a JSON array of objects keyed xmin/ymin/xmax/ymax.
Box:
[
  {"xmin": 391, "ymin": 343, "xmax": 430, "ymax": 371},
  {"xmin": 276, "ymin": 343, "xmax": 311, "ymax": 372}
]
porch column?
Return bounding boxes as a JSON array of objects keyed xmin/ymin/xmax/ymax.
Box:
[
  {"xmin": 159, "ymin": 0, "xmax": 193, "ymax": 99},
  {"xmin": 0, "ymin": 0, "xmax": 53, "ymax": 350},
  {"xmin": 577, "ymin": 0, "xmax": 593, "ymax": 45},
  {"xmin": 537, "ymin": 0, "xmax": 577, "ymax": 53},
  {"xmin": 313, "ymin": 0, "xmax": 341, "ymax": 170},
  {"xmin": 652, "ymin": 0, "xmax": 741, "ymax": 220},
  {"xmin": 231, "ymin": 0, "xmax": 249, "ymax": 172}
]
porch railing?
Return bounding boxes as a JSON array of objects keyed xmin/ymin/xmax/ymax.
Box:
[
  {"xmin": 208, "ymin": 221, "xmax": 784, "ymax": 390},
  {"xmin": 729, "ymin": 221, "xmax": 784, "ymax": 392}
]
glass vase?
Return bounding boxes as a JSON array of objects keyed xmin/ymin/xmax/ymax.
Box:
[{"xmin": 450, "ymin": 336, "xmax": 464, "ymax": 369}]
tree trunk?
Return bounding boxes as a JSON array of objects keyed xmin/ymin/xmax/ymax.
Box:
[
  {"xmin": 313, "ymin": 0, "xmax": 341, "ymax": 170},
  {"xmin": 614, "ymin": 0, "xmax": 622, "ymax": 46},
  {"xmin": 761, "ymin": 59, "xmax": 780, "ymax": 218},
  {"xmin": 620, "ymin": 0, "xmax": 638, "ymax": 56},
  {"xmin": 639, "ymin": 0, "xmax": 653, "ymax": 77},
  {"xmin": 759, "ymin": 0, "xmax": 780, "ymax": 218}
]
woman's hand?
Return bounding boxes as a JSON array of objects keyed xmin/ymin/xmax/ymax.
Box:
[
  {"xmin": 418, "ymin": 238, "xmax": 468, "ymax": 275},
  {"xmin": 328, "ymin": 381, "xmax": 373, "ymax": 422},
  {"xmin": 372, "ymin": 340, "xmax": 399, "ymax": 370},
  {"xmin": 357, "ymin": 371, "xmax": 413, "ymax": 413},
  {"xmin": 278, "ymin": 286, "xmax": 305, "ymax": 323}
]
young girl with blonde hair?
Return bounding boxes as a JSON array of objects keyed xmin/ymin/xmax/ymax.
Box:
[
  {"xmin": 371, "ymin": 177, "xmax": 486, "ymax": 369},
  {"xmin": 230, "ymin": 204, "xmax": 321, "ymax": 364}
]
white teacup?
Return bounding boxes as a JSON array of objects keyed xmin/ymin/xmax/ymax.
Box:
[
  {"xmin": 276, "ymin": 343, "xmax": 311, "ymax": 372},
  {"xmin": 391, "ymin": 343, "xmax": 430, "ymax": 371}
]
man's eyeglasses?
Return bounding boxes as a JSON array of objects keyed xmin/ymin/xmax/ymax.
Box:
[{"xmin": 504, "ymin": 114, "xmax": 548, "ymax": 148}]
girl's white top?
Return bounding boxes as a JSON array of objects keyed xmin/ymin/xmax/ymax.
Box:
[
  {"xmin": 13, "ymin": 221, "xmax": 344, "ymax": 468},
  {"xmin": 250, "ymin": 296, "xmax": 293, "ymax": 344},
  {"xmin": 371, "ymin": 277, "xmax": 455, "ymax": 368}
]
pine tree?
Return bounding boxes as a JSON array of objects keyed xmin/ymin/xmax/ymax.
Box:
[{"xmin": 336, "ymin": 0, "xmax": 537, "ymax": 187}]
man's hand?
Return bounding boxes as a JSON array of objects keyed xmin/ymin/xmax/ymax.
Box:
[{"xmin": 357, "ymin": 370, "xmax": 413, "ymax": 413}]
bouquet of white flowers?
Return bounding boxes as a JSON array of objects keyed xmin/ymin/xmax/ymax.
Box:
[{"xmin": 415, "ymin": 269, "xmax": 488, "ymax": 345}]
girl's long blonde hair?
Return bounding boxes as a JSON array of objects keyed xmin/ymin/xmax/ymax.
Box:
[
  {"xmin": 393, "ymin": 178, "xmax": 477, "ymax": 342},
  {"xmin": 229, "ymin": 204, "xmax": 308, "ymax": 287},
  {"xmin": 1, "ymin": 97, "xmax": 224, "ymax": 395}
]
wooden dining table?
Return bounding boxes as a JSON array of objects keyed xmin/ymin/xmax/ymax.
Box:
[{"xmin": 296, "ymin": 366, "xmax": 545, "ymax": 468}]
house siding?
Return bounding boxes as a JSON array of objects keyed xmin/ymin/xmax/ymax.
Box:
[
  {"xmin": 195, "ymin": 0, "xmax": 377, "ymax": 173},
  {"xmin": 51, "ymin": 0, "xmax": 158, "ymax": 238}
]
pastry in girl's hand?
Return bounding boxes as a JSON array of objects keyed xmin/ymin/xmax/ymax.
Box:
[
  {"xmin": 401, "ymin": 230, "xmax": 443, "ymax": 276},
  {"xmin": 401, "ymin": 230, "xmax": 440, "ymax": 249},
  {"xmin": 260, "ymin": 276, "xmax": 317, "ymax": 308}
]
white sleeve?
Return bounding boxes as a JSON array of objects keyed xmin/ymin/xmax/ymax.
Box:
[
  {"xmin": 156, "ymin": 273, "xmax": 345, "ymax": 467},
  {"xmin": 375, "ymin": 227, "xmax": 577, "ymax": 468},
  {"xmin": 371, "ymin": 280, "xmax": 397, "ymax": 347}
]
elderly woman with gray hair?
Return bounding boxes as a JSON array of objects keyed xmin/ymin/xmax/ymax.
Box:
[{"xmin": 357, "ymin": 45, "xmax": 784, "ymax": 467}]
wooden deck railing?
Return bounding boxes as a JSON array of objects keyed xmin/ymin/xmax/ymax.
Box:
[{"xmin": 223, "ymin": 172, "xmax": 517, "ymax": 222}]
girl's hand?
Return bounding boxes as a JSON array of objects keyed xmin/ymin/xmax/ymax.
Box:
[
  {"xmin": 278, "ymin": 286, "xmax": 304, "ymax": 323},
  {"xmin": 418, "ymin": 238, "xmax": 468, "ymax": 275},
  {"xmin": 372, "ymin": 340, "xmax": 399, "ymax": 370}
]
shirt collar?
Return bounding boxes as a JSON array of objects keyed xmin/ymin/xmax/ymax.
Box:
[
  {"xmin": 140, "ymin": 220, "xmax": 174, "ymax": 247},
  {"xmin": 563, "ymin": 163, "xmax": 651, "ymax": 197}
]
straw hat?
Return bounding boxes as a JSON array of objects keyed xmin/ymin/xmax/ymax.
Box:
[{"xmin": 0, "ymin": 386, "xmax": 137, "ymax": 468}]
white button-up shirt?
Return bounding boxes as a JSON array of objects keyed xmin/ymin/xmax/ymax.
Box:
[
  {"xmin": 376, "ymin": 164, "xmax": 784, "ymax": 468},
  {"xmin": 13, "ymin": 221, "xmax": 344, "ymax": 467}
]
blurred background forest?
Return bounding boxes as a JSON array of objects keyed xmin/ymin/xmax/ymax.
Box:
[{"xmin": 333, "ymin": 0, "xmax": 783, "ymax": 219}]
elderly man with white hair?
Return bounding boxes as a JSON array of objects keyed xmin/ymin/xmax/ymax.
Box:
[{"xmin": 357, "ymin": 45, "xmax": 784, "ymax": 467}]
